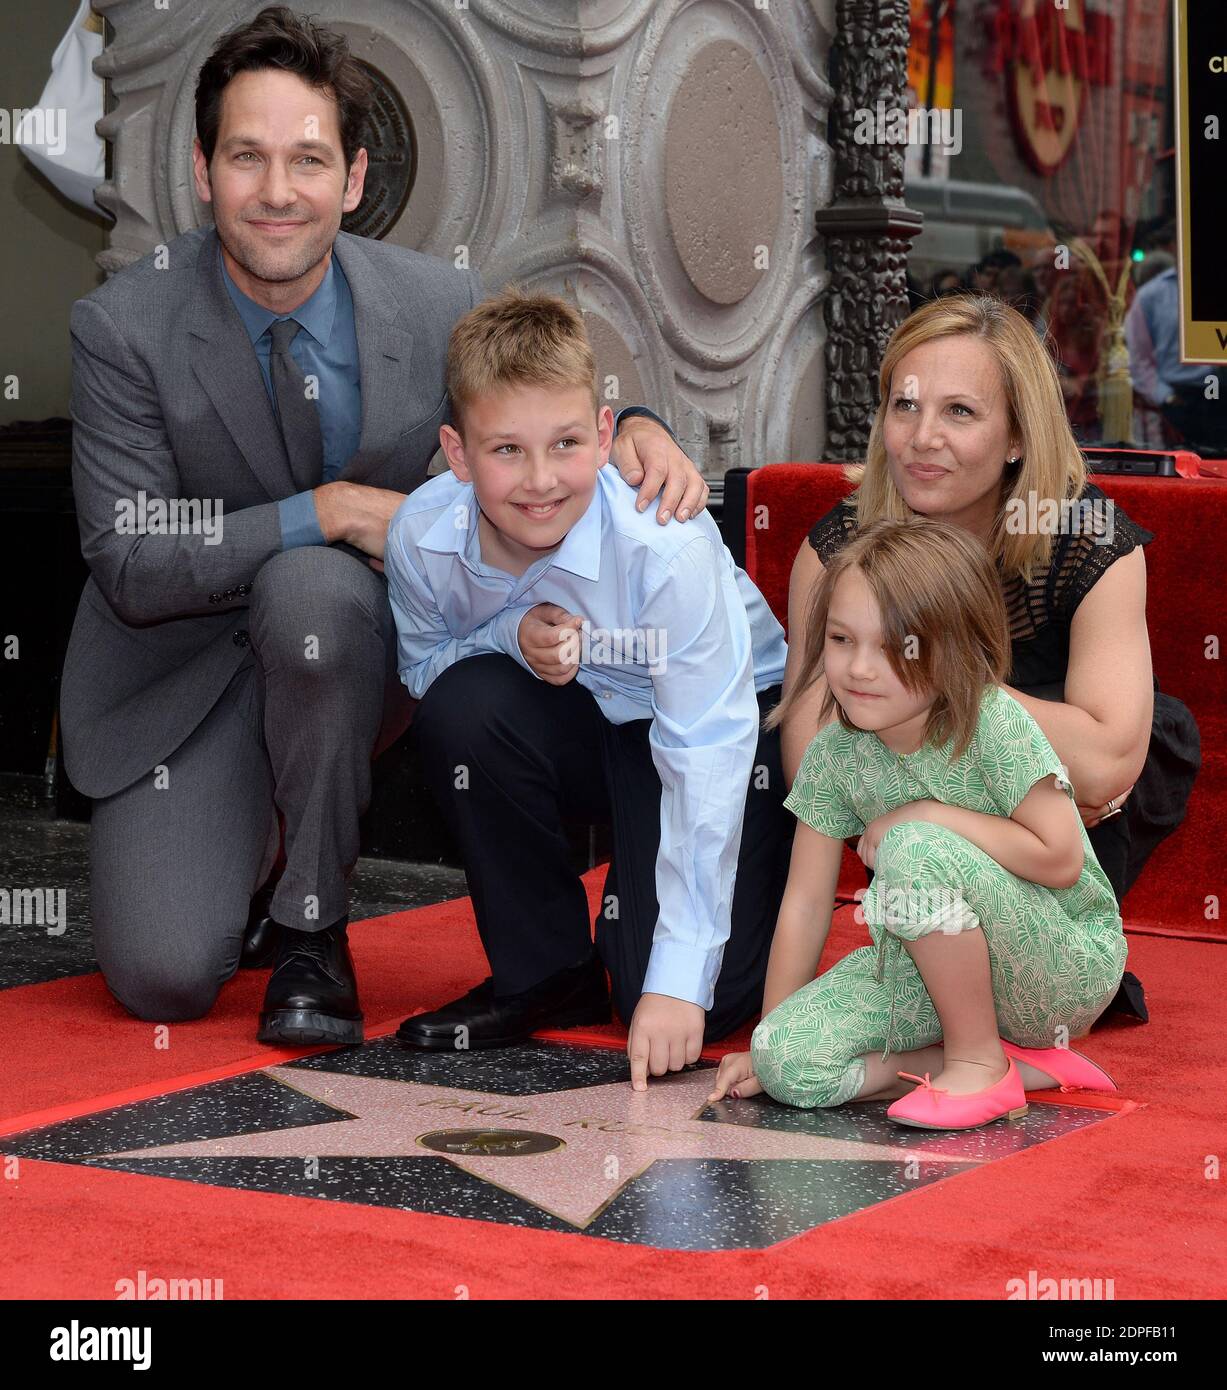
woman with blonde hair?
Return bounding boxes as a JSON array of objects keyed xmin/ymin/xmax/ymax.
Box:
[{"xmin": 778, "ymin": 293, "xmax": 1199, "ymax": 1018}]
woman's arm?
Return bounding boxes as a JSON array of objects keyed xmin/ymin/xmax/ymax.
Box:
[
  {"xmin": 760, "ymin": 822, "xmax": 845, "ymax": 1017},
  {"xmin": 1002, "ymin": 547, "xmax": 1153, "ymax": 809},
  {"xmin": 780, "ymin": 541, "xmax": 836, "ymax": 786}
]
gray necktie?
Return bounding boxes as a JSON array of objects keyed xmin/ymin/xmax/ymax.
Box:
[{"xmin": 268, "ymin": 317, "xmax": 324, "ymax": 491}]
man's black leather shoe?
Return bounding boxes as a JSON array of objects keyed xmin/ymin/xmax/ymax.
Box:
[
  {"xmin": 239, "ymin": 884, "xmax": 282, "ymax": 969},
  {"xmin": 257, "ymin": 918, "xmax": 364, "ymax": 1047},
  {"xmin": 396, "ymin": 951, "xmax": 610, "ymax": 1050}
]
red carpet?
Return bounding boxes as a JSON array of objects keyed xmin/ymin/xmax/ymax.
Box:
[
  {"xmin": 4, "ymin": 469, "xmax": 1217, "ymax": 1298},
  {"xmin": 2, "ymin": 873, "xmax": 1225, "ymax": 1300}
]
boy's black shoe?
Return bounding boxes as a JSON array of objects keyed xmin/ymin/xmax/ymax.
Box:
[
  {"xmin": 396, "ymin": 951, "xmax": 611, "ymax": 1050},
  {"xmin": 257, "ymin": 918, "xmax": 364, "ymax": 1047}
]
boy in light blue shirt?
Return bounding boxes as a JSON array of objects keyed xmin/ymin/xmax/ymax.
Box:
[{"xmin": 384, "ymin": 288, "xmax": 790, "ymax": 1089}]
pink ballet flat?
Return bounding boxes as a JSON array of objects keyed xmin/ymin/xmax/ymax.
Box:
[
  {"xmin": 999, "ymin": 1040, "xmax": 1117, "ymax": 1094},
  {"xmin": 887, "ymin": 1060, "xmax": 1029, "ymax": 1130}
]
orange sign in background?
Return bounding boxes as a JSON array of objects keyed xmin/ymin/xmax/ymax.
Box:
[
  {"xmin": 908, "ymin": 0, "xmax": 955, "ymax": 111},
  {"xmin": 1001, "ymin": 0, "xmax": 1098, "ymax": 176}
]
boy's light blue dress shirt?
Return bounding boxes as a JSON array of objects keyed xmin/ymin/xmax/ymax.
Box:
[{"xmin": 383, "ymin": 466, "xmax": 788, "ymax": 1012}]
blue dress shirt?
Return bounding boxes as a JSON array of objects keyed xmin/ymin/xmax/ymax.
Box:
[
  {"xmin": 1135, "ymin": 268, "xmax": 1215, "ymax": 398},
  {"xmin": 219, "ymin": 245, "xmax": 361, "ymax": 547},
  {"xmin": 383, "ymin": 466, "xmax": 788, "ymax": 1011}
]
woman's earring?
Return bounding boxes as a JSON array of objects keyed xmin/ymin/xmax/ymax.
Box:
[{"xmin": 1008, "ymin": 455, "xmax": 1022, "ymax": 466}]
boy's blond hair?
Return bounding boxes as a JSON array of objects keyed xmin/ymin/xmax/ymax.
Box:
[
  {"xmin": 446, "ymin": 285, "xmax": 599, "ymax": 434},
  {"xmin": 766, "ymin": 516, "xmax": 1011, "ymax": 761}
]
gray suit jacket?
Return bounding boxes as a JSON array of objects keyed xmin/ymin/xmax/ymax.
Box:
[{"xmin": 61, "ymin": 225, "xmax": 482, "ymax": 798}]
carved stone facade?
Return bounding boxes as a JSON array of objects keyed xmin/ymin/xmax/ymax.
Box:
[
  {"xmin": 815, "ymin": 0, "xmax": 922, "ymax": 460},
  {"xmin": 94, "ymin": 0, "xmax": 915, "ymax": 472}
]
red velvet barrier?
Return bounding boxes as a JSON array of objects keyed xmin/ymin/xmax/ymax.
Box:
[{"xmin": 741, "ymin": 464, "xmax": 1227, "ymax": 935}]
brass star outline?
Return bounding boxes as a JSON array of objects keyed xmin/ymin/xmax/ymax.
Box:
[{"xmin": 94, "ymin": 1065, "xmax": 974, "ymax": 1229}]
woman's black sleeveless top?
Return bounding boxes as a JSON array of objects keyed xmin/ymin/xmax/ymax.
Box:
[{"xmin": 805, "ymin": 481, "xmax": 1149, "ymax": 694}]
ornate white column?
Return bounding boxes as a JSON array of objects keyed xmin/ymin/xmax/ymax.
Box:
[{"xmin": 93, "ymin": 0, "xmax": 834, "ymax": 474}]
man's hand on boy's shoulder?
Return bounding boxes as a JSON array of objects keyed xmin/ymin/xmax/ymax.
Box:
[
  {"xmin": 517, "ymin": 603, "xmax": 584, "ymax": 684},
  {"xmin": 609, "ymin": 415, "xmax": 709, "ymax": 526},
  {"xmin": 627, "ymin": 993, "xmax": 705, "ymax": 1091},
  {"xmin": 314, "ymin": 479, "xmax": 407, "ymax": 562}
]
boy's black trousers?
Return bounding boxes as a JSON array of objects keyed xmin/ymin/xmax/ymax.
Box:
[{"xmin": 412, "ymin": 654, "xmax": 792, "ymax": 1041}]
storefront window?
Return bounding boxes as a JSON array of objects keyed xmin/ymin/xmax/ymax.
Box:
[{"xmin": 904, "ymin": 1, "xmax": 1200, "ymax": 451}]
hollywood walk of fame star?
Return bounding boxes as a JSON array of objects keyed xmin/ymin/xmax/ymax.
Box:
[{"xmin": 95, "ymin": 1065, "xmax": 974, "ymax": 1229}]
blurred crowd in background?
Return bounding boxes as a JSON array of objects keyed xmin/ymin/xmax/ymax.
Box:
[{"xmin": 906, "ymin": 218, "xmax": 1226, "ymax": 458}]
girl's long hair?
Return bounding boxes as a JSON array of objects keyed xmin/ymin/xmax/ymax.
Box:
[
  {"xmin": 767, "ymin": 516, "xmax": 1011, "ymax": 760},
  {"xmin": 847, "ymin": 292, "xmax": 1088, "ymax": 584}
]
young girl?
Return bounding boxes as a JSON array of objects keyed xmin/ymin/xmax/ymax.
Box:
[{"xmin": 709, "ymin": 516, "xmax": 1126, "ymax": 1129}]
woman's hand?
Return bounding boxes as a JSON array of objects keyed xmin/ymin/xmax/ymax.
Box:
[
  {"xmin": 1078, "ymin": 783, "xmax": 1134, "ymax": 828},
  {"xmin": 707, "ymin": 1051, "xmax": 762, "ymax": 1102},
  {"xmin": 609, "ymin": 415, "xmax": 709, "ymax": 524},
  {"xmin": 856, "ymin": 799, "xmax": 939, "ymax": 871}
]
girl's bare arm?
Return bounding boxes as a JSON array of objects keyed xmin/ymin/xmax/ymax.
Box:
[
  {"xmin": 761, "ymin": 822, "xmax": 847, "ymax": 1017},
  {"xmin": 921, "ymin": 777, "xmax": 1085, "ymax": 890}
]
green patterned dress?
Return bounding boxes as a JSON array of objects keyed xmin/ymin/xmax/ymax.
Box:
[{"xmin": 749, "ymin": 684, "xmax": 1126, "ymax": 1109}]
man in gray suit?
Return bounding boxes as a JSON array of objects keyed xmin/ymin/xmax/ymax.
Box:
[{"xmin": 61, "ymin": 6, "xmax": 706, "ymax": 1046}]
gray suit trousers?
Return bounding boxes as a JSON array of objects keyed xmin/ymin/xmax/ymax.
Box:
[{"xmin": 89, "ymin": 545, "xmax": 414, "ymax": 1021}]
